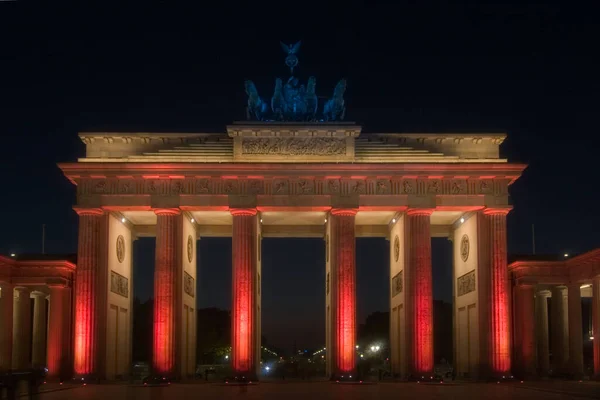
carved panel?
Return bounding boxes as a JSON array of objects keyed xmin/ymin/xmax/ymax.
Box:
[
  {"xmin": 457, "ymin": 270, "xmax": 475, "ymax": 297},
  {"xmin": 241, "ymin": 137, "xmax": 346, "ymax": 156},
  {"xmin": 402, "ymin": 179, "xmax": 415, "ymax": 194},
  {"xmin": 187, "ymin": 235, "xmax": 194, "ymax": 263},
  {"xmin": 272, "ymin": 179, "xmax": 289, "ymax": 194},
  {"xmin": 460, "ymin": 234, "xmax": 470, "ymax": 262},
  {"xmin": 184, "ymin": 271, "xmax": 195, "ymax": 298},
  {"xmin": 326, "ymin": 179, "xmax": 341, "ymax": 194},
  {"xmin": 427, "ymin": 179, "xmax": 441, "ymax": 194},
  {"xmin": 110, "ymin": 270, "xmax": 129, "ymax": 298},
  {"xmin": 116, "ymin": 235, "xmax": 125, "ymax": 263},
  {"xmin": 392, "ymin": 271, "xmax": 403, "ymax": 298},
  {"xmin": 195, "ymin": 178, "xmax": 211, "ymax": 194},
  {"xmin": 394, "ymin": 235, "xmax": 400, "ymax": 262},
  {"xmin": 295, "ymin": 179, "xmax": 314, "ymax": 194}
]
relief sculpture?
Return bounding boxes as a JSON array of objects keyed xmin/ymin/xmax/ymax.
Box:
[
  {"xmin": 457, "ymin": 270, "xmax": 475, "ymax": 297},
  {"xmin": 391, "ymin": 271, "xmax": 403, "ymax": 298},
  {"xmin": 110, "ymin": 270, "xmax": 128, "ymax": 298},
  {"xmin": 241, "ymin": 137, "xmax": 345, "ymax": 156},
  {"xmin": 184, "ymin": 271, "xmax": 195, "ymax": 298}
]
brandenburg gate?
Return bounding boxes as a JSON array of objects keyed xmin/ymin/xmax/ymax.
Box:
[{"xmin": 54, "ymin": 122, "xmax": 524, "ymax": 380}]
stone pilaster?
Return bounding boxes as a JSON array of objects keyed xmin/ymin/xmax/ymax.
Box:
[
  {"xmin": 535, "ymin": 290, "xmax": 551, "ymax": 377},
  {"xmin": 550, "ymin": 285, "xmax": 569, "ymax": 374},
  {"xmin": 47, "ymin": 284, "xmax": 72, "ymax": 380},
  {"xmin": 593, "ymin": 277, "xmax": 600, "ymax": 379},
  {"xmin": 567, "ymin": 283, "xmax": 583, "ymax": 378},
  {"xmin": 153, "ymin": 209, "xmax": 181, "ymax": 376},
  {"xmin": 406, "ymin": 209, "xmax": 434, "ymax": 377},
  {"xmin": 513, "ymin": 284, "xmax": 535, "ymax": 378},
  {"xmin": 230, "ymin": 208, "xmax": 258, "ymax": 378},
  {"xmin": 0, "ymin": 283, "xmax": 13, "ymax": 371},
  {"xmin": 31, "ymin": 291, "xmax": 47, "ymax": 367},
  {"xmin": 12, "ymin": 286, "xmax": 31, "ymax": 370},
  {"xmin": 73, "ymin": 208, "xmax": 105, "ymax": 376},
  {"xmin": 484, "ymin": 209, "xmax": 511, "ymax": 377},
  {"xmin": 329, "ymin": 208, "xmax": 357, "ymax": 377}
]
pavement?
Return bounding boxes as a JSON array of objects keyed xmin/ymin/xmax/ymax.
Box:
[{"xmin": 12, "ymin": 380, "xmax": 600, "ymax": 400}]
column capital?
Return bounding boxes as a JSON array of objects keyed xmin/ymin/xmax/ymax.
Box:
[
  {"xmin": 30, "ymin": 290, "xmax": 46, "ymax": 299},
  {"xmin": 330, "ymin": 208, "xmax": 357, "ymax": 216},
  {"xmin": 154, "ymin": 208, "xmax": 181, "ymax": 216},
  {"xmin": 74, "ymin": 207, "xmax": 104, "ymax": 216},
  {"xmin": 406, "ymin": 208, "xmax": 434, "ymax": 216},
  {"xmin": 537, "ymin": 289, "xmax": 552, "ymax": 298},
  {"xmin": 483, "ymin": 207, "xmax": 512, "ymax": 216},
  {"xmin": 230, "ymin": 208, "xmax": 257, "ymax": 216}
]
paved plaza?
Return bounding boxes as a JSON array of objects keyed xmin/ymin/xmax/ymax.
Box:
[{"xmin": 23, "ymin": 381, "xmax": 600, "ymax": 400}]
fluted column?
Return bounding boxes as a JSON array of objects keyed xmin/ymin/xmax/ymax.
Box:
[
  {"xmin": 513, "ymin": 284, "xmax": 535, "ymax": 377},
  {"xmin": 330, "ymin": 209, "xmax": 357, "ymax": 376},
  {"xmin": 551, "ymin": 285, "xmax": 569, "ymax": 373},
  {"xmin": 47, "ymin": 284, "xmax": 71, "ymax": 379},
  {"xmin": 153, "ymin": 209, "xmax": 181, "ymax": 376},
  {"xmin": 12, "ymin": 286, "xmax": 31, "ymax": 370},
  {"xmin": 484, "ymin": 209, "xmax": 511, "ymax": 376},
  {"xmin": 593, "ymin": 277, "xmax": 600, "ymax": 379},
  {"xmin": 0, "ymin": 283, "xmax": 13, "ymax": 371},
  {"xmin": 31, "ymin": 291, "xmax": 48, "ymax": 367},
  {"xmin": 535, "ymin": 290, "xmax": 551, "ymax": 376},
  {"xmin": 567, "ymin": 283, "xmax": 583, "ymax": 378},
  {"xmin": 231, "ymin": 208, "xmax": 258, "ymax": 377},
  {"xmin": 406, "ymin": 209, "xmax": 434, "ymax": 376},
  {"xmin": 73, "ymin": 208, "xmax": 104, "ymax": 376}
]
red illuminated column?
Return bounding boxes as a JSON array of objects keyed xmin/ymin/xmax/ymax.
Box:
[
  {"xmin": 484, "ymin": 209, "xmax": 511, "ymax": 376},
  {"xmin": 330, "ymin": 209, "xmax": 357, "ymax": 377},
  {"xmin": 0, "ymin": 283, "xmax": 13, "ymax": 370},
  {"xmin": 593, "ymin": 277, "xmax": 600, "ymax": 379},
  {"xmin": 406, "ymin": 209, "xmax": 434, "ymax": 376},
  {"xmin": 513, "ymin": 284, "xmax": 535, "ymax": 377},
  {"xmin": 231, "ymin": 209, "xmax": 258, "ymax": 377},
  {"xmin": 73, "ymin": 208, "xmax": 104, "ymax": 376},
  {"xmin": 47, "ymin": 284, "xmax": 72, "ymax": 380},
  {"xmin": 567, "ymin": 283, "xmax": 583, "ymax": 378},
  {"xmin": 153, "ymin": 209, "xmax": 181, "ymax": 376}
]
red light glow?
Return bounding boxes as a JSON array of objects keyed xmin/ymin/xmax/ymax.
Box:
[
  {"xmin": 74, "ymin": 209, "xmax": 104, "ymax": 375},
  {"xmin": 152, "ymin": 209, "xmax": 180, "ymax": 375},
  {"xmin": 231, "ymin": 209, "xmax": 257, "ymax": 375},
  {"xmin": 485, "ymin": 209, "xmax": 512, "ymax": 375},
  {"xmin": 331, "ymin": 209, "xmax": 357, "ymax": 374},
  {"xmin": 407, "ymin": 210, "xmax": 434, "ymax": 375}
]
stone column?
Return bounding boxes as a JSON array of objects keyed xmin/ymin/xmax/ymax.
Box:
[
  {"xmin": 593, "ymin": 277, "xmax": 600, "ymax": 379},
  {"xmin": 567, "ymin": 283, "xmax": 583, "ymax": 378},
  {"xmin": 513, "ymin": 284, "xmax": 535, "ymax": 377},
  {"xmin": 12, "ymin": 286, "xmax": 31, "ymax": 370},
  {"xmin": 0, "ymin": 283, "xmax": 13, "ymax": 371},
  {"xmin": 153, "ymin": 209, "xmax": 181, "ymax": 376},
  {"xmin": 484, "ymin": 209, "xmax": 511, "ymax": 377},
  {"xmin": 330, "ymin": 209, "xmax": 357, "ymax": 377},
  {"xmin": 31, "ymin": 291, "xmax": 48, "ymax": 367},
  {"xmin": 230, "ymin": 209, "xmax": 258, "ymax": 378},
  {"xmin": 550, "ymin": 285, "xmax": 569, "ymax": 374},
  {"xmin": 47, "ymin": 284, "xmax": 72, "ymax": 380},
  {"xmin": 535, "ymin": 290, "xmax": 551, "ymax": 377},
  {"xmin": 73, "ymin": 208, "xmax": 104, "ymax": 376},
  {"xmin": 406, "ymin": 209, "xmax": 434, "ymax": 376}
]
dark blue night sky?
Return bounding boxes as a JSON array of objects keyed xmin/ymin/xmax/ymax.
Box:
[{"xmin": 0, "ymin": 2, "xmax": 598, "ymax": 351}]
